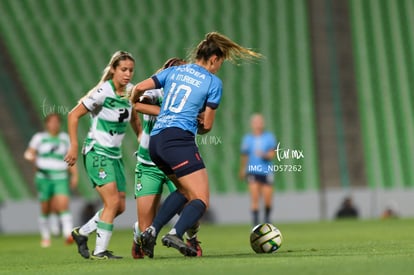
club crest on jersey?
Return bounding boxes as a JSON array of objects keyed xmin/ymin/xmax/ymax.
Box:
[{"xmin": 98, "ymin": 168, "xmax": 107, "ymax": 179}]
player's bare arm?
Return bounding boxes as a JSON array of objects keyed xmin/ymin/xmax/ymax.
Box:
[
  {"xmin": 131, "ymin": 78, "xmax": 156, "ymax": 103},
  {"xmin": 134, "ymin": 102, "xmax": 160, "ymax": 116},
  {"xmin": 197, "ymin": 106, "xmax": 216, "ymax": 134},
  {"xmin": 65, "ymin": 103, "xmax": 89, "ymax": 166},
  {"xmin": 130, "ymin": 109, "xmax": 142, "ymax": 137}
]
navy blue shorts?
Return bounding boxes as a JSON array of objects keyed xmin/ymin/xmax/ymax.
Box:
[
  {"xmin": 247, "ymin": 174, "xmax": 274, "ymax": 185},
  {"xmin": 149, "ymin": 127, "xmax": 205, "ymax": 178}
]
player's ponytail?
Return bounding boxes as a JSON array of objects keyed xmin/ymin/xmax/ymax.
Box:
[{"xmin": 190, "ymin": 32, "xmax": 262, "ymax": 64}]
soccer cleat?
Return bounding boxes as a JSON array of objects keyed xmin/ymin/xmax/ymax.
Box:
[
  {"xmin": 40, "ymin": 239, "xmax": 51, "ymax": 248},
  {"xmin": 131, "ymin": 239, "xmax": 145, "ymax": 259},
  {"xmin": 140, "ymin": 227, "xmax": 156, "ymax": 258},
  {"xmin": 187, "ymin": 237, "xmax": 203, "ymax": 257},
  {"xmin": 162, "ymin": 234, "xmax": 198, "ymax": 257},
  {"xmin": 90, "ymin": 250, "xmax": 123, "ymax": 260},
  {"xmin": 71, "ymin": 227, "xmax": 90, "ymax": 259}
]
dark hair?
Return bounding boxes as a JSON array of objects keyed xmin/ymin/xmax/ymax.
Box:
[
  {"xmin": 162, "ymin": 57, "xmax": 186, "ymax": 69},
  {"xmin": 154, "ymin": 57, "xmax": 186, "ymax": 74}
]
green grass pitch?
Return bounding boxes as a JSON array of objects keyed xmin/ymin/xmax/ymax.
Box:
[{"xmin": 0, "ymin": 218, "xmax": 413, "ymax": 275}]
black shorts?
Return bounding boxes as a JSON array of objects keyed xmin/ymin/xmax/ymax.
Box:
[
  {"xmin": 247, "ymin": 174, "xmax": 274, "ymax": 185},
  {"xmin": 149, "ymin": 127, "xmax": 205, "ymax": 178}
]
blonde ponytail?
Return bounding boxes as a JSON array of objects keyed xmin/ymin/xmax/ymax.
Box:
[{"xmin": 190, "ymin": 32, "xmax": 263, "ymax": 64}]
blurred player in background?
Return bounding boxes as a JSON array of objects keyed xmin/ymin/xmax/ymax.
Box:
[
  {"xmin": 131, "ymin": 57, "xmax": 202, "ymax": 259},
  {"xmin": 132, "ymin": 32, "xmax": 262, "ymax": 257},
  {"xmin": 64, "ymin": 51, "xmax": 141, "ymax": 260},
  {"xmin": 240, "ymin": 113, "xmax": 277, "ymax": 226},
  {"xmin": 24, "ymin": 113, "xmax": 78, "ymax": 247}
]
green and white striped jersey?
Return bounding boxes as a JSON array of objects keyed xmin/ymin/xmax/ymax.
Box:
[
  {"xmin": 82, "ymin": 80, "xmax": 133, "ymax": 159},
  {"xmin": 136, "ymin": 89, "xmax": 163, "ymax": 165},
  {"xmin": 29, "ymin": 131, "xmax": 70, "ymax": 179}
]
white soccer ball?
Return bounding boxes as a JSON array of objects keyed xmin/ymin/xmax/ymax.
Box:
[{"xmin": 250, "ymin": 223, "xmax": 283, "ymax": 253}]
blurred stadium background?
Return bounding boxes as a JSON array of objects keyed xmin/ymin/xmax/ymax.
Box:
[{"xmin": 0, "ymin": 0, "xmax": 413, "ymax": 232}]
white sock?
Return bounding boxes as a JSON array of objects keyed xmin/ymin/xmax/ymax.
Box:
[
  {"xmin": 149, "ymin": 225, "xmax": 157, "ymax": 236},
  {"xmin": 94, "ymin": 221, "xmax": 113, "ymax": 255},
  {"xmin": 79, "ymin": 209, "xmax": 102, "ymax": 236},
  {"xmin": 60, "ymin": 212, "xmax": 73, "ymax": 238},
  {"xmin": 168, "ymin": 228, "xmax": 177, "ymax": 235},
  {"xmin": 133, "ymin": 221, "xmax": 140, "ymax": 243},
  {"xmin": 39, "ymin": 215, "xmax": 50, "ymax": 241},
  {"xmin": 49, "ymin": 213, "xmax": 60, "ymax": 236}
]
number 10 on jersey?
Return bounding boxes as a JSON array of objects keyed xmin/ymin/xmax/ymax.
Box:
[{"xmin": 163, "ymin": 82, "xmax": 192, "ymax": 113}]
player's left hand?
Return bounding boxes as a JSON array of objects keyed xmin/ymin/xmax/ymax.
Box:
[
  {"xmin": 197, "ymin": 112, "xmax": 205, "ymax": 124},
  {"xmin": 64, "ymin": 147, "xmax": 78, "ymax": 166}
]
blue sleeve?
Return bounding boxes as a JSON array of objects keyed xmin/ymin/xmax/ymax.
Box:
[
  {"xmin": 206, "ymin": 77, "xmax": 222, "ymax": 109},
  {"xmin": 272, "ymin": 134, "xmax": 277, "ymax": 149},
  {"xmin": 153, "ymin": 67, "xmax": 174, "ymax": 88},
  {"xmin": 241, "ymin": 135, "xmax": 250, "ymax": 154},
  {"xmin": 152, "ymin": 76, "xmax": 161, "ymax": 89},
  {"xmin": 266, "ymin": 133, "xmax": 277, "ymax": 151}
]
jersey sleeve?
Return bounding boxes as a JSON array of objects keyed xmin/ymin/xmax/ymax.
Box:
[
  {"xmin": 268, "ymin": 133, "xmax": 277, "ymax": 150},
  {"xmin": 28, "ymin": 133, "xmax": 41, "ymax": 150},
  {"xmin": 152, "ymin": 67, "xmax": 174, "ymax": 89},
  {"xmin": 241, "ymin": 135, "xmax": 250, "ymax": 154},
  {"xmin": 264, "ymin": 132, "xmax": 277, "ymax": 152},
  {"xmin": 82, "ymin": 85, "xmax": 107, "ymax": 112},
  {"xmin": 142, "ymin": 89, "xmax": 162, "ymax": 105},
  {"xmin": 206, "ymin": 77, "xmax": 223, "ymax": 109}
]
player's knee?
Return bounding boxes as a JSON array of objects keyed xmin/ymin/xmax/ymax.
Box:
[
  {"xmin": 199, "ymin": 197, "xmax": 209, "ymax": 209},
  {"xmin": 105, "ymin": 196, "xmax": 121, "ymax": 210},
  {"xmin": 117, "ymin": 202, "xmax": 126, "ymax": 215}
]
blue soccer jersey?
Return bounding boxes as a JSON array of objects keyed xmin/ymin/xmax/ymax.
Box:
[
  {"xmin": 150, "ymin": 64, "xmax": 222, "ymax": 136},
  {"xmin": 241, "ymin": 132, "xmax": 277, "ymax": 175}
]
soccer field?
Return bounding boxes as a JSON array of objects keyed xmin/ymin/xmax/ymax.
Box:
[{"xmin": 0, "ymin": 219, "xmax": 413, "ymax": 275}]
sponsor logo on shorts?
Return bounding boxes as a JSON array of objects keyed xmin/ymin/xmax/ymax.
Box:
[{"xmin": 98, "ymin": 168, "xmax": 107, "ymax": 179}]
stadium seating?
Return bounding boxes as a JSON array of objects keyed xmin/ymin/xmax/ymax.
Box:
[
  {"xmin": 0, "ymin": 0, "xmax": 319, "ymax": 199},
  {"xmin": 0, "ymin": 133, "xmax": 31, "ymax": 202},
  {"xmin": 350, "ymin": 0, "xmax": 414, "ymax": 188}
]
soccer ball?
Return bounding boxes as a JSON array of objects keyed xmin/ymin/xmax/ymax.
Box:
[{"xmin": 250, "ymin": 223, "xmax": 283, "ymax": 253}]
